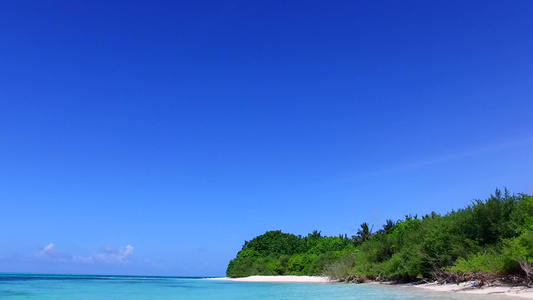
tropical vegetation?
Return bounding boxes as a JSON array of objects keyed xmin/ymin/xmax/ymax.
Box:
[{"xmin": 226, "ymin": 189, "xmax": 533, "ymax": 285}]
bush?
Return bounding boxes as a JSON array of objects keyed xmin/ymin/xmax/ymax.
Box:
[
  {"xmin": 450, "ymin": 250, "xmax": 506, "ymax": 274},
  {"xmin": 322, "ymin": 258, "xmax": 354, "ymax": 280}
]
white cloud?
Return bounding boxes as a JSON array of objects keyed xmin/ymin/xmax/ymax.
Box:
[
  {"xmin": 43, "ymin": 243, "xmax": 54, "ymax": 252},
  {"xmin": 34, "ymin": 243, "xmax": 135, "ymax": 265},
  {"xmin": 118, "ymin": 245, "xmax": 134, "ymax": 261},
  {"xmin": 34, "ymin": 242, "xmax": 69, "ymax": 262},
  {"xmin": 95, "ymin": 245, "xmax": 135, "ymax": 264}
]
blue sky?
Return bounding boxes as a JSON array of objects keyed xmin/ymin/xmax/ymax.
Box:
[{"xmin": 1, "ymin": 0, "xmax": 532, "ymax": 276}]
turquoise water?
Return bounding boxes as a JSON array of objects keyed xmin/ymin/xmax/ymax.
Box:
[{"xmin": 0, "ymin": 273, "xmax": 502, "ymax": 299}]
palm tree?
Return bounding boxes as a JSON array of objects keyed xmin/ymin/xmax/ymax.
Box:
[
  {"xmin": 309, "ymin": 230, "xmax": 322, "ymax": 239},
  {"xmin": 357, "ymin": 222, "xmax": 373, "ymax": 242},
  {"xmin": 382, "ymin": 219, "xmax": 396, "ymax": 234}
]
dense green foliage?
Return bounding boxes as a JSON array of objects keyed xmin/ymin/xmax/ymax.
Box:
[{"xmin": 226, "ymin": 189, "xmax": 533, "ymax": 282}]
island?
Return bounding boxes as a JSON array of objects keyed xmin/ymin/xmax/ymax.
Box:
[{"xmin": 225, "ymin": 189, "xmax": 533, "ymax": 294}]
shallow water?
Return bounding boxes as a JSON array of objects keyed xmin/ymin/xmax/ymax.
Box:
[{"xmin": 0, "ymin": 273, "xmax": 503, "ymax": 299}]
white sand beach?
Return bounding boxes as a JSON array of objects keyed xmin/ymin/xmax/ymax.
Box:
[
  {"xmin": 413, "ymin": 282, "xmax": 533, "ymax": 299},
  {"xmin": 209, "ymin": 276, "xmax": 533, "ymax": 298},
  {"xmin": 207, "ymin": 275, "xmax": 331, "ymax": 283}
]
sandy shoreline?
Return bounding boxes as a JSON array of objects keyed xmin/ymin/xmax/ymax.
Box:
[
  {"xmin": 208, "ymin": 276, "xmax": 533, "ymax": 298},
  {"xmin": 412, "ymin": 282, "xmax": 533, "ymax": 299},
  {"xmin": 207, "ymin": 275, "xmax": 330, "ymax": 283}
]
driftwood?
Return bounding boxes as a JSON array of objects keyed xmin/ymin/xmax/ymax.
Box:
[
  {"xmin": 336, "ymin": 270, "xmax": 530, "ymax": 287},
  {"xmin": 337, "ymin": 275, "xmax": 367, "ymax": 283},
  {"xmin": 519, "ymin": 259, "xmax": 533, "ymax": 287}
]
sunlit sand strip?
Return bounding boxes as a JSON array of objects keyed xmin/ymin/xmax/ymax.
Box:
[
  {"xmin": 207, "ymin": 275, "xmax": 331, "ymax": 283},
  {"xmin": 413, "ymin": 282, "xmax": 533, "ymax": 299}
]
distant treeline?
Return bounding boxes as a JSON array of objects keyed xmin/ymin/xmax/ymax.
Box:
[{"xmin": 226, "ymin": 189, "xmax": 533, "ymax": 284}]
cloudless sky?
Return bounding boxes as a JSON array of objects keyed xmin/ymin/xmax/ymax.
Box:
[{"xmin": 1, "ymin": 0, "xmax": 532, "ymax": 276}]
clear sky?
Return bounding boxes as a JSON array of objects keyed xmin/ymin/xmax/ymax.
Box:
[{"xmin": 1, "ymin": 0, "xmax": 532, "ymax": 276}]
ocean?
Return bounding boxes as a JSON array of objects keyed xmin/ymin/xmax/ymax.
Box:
[{"xmin": 0, "ymin": 273, "xmax": 503, "ymax": 299}]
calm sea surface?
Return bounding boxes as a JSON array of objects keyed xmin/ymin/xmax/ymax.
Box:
[{"xmin": 0, "ymin": 273, "xmax": 503, "ymax": 299}]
